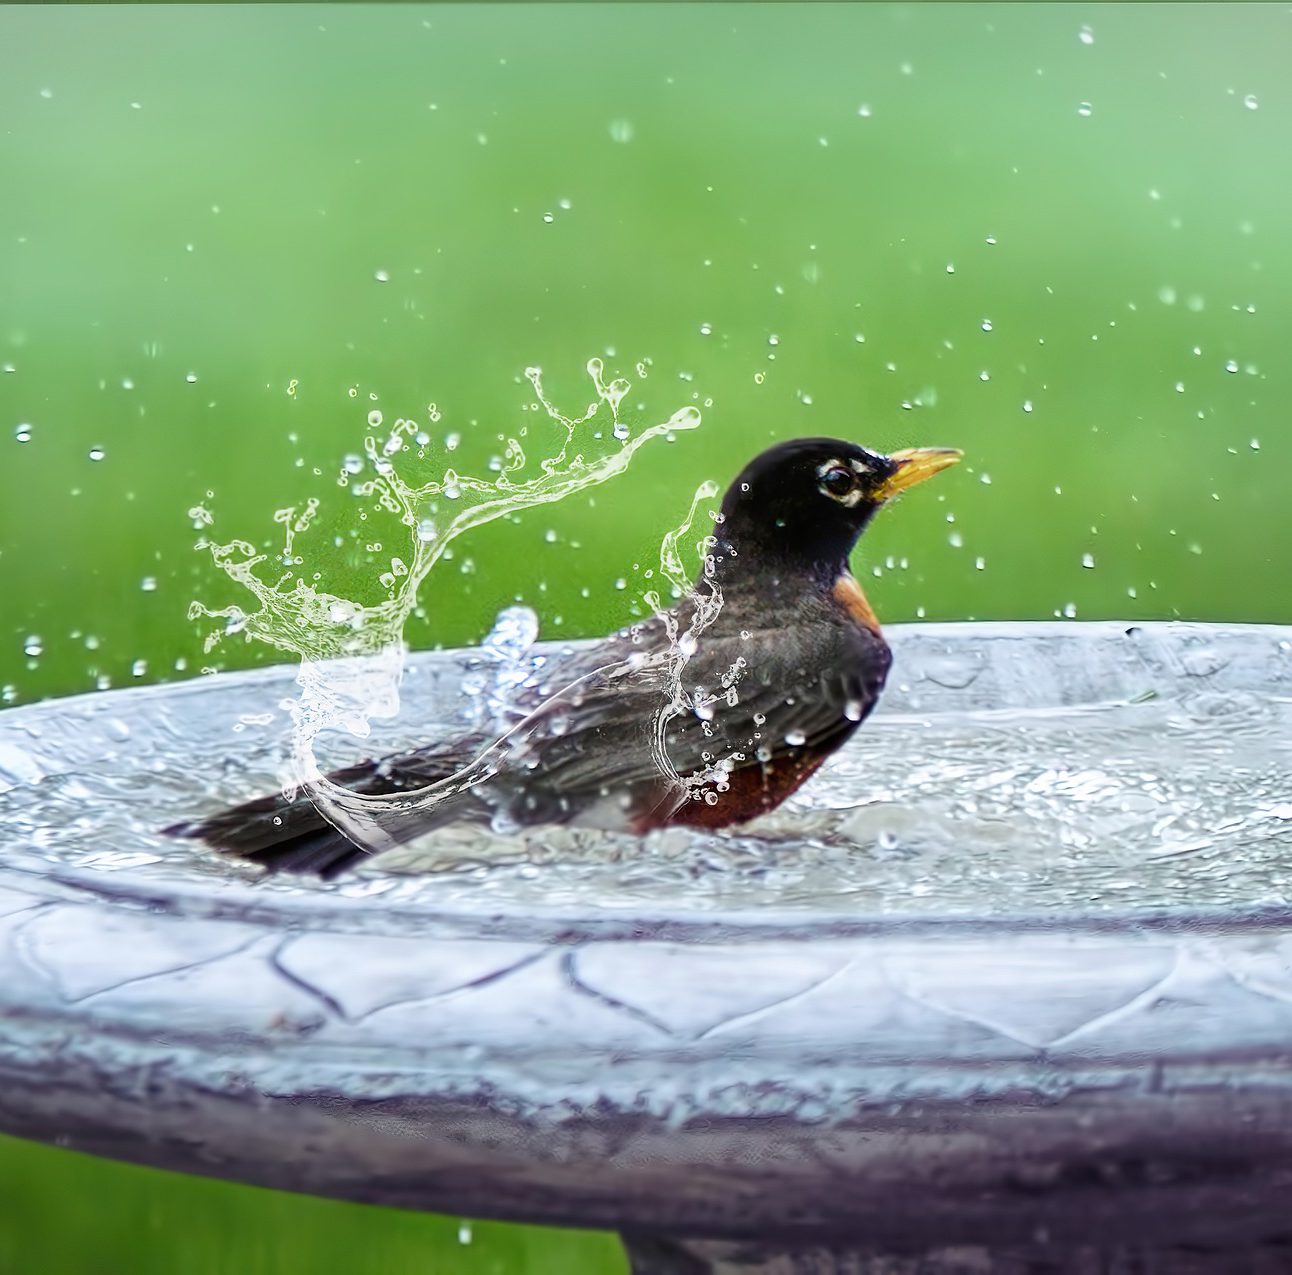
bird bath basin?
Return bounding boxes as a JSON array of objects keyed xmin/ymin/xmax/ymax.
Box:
[{"xmin": 2, "ymin": 620, "xmax": 1291, "ymax": 1272}]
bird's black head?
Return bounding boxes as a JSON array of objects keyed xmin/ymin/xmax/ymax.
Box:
[{"xmin": 713, "ymin": 437, "xmax": 961, "ymax": 583}]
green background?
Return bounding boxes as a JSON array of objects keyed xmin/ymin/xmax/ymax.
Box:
[{"xmin": 0, "ymin": 3, "xmax": 1287, "ymax": 1270}]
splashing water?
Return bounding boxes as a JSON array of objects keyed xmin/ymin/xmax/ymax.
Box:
[{"xmin": 186, "ymin": 360, "xmax": 712, "ymax": 855}]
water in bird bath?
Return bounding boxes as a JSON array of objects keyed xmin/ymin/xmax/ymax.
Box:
[{"xmin": 2, "ymin": 621, "xmax": 1290, "ymax": 918}]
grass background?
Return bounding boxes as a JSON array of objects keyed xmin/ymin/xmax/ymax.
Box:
[{"xmin": 1, "ymin": 3, "xmax": 1288, "ymax": 1270}]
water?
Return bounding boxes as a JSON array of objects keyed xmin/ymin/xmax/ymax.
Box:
[
  {"xmin": 3, "ymin": 624, "xmax": 1289, "ymax": 918},
  {"xmin": 181, "ymin": 360, "xmax": 717, "ymax": 854}
]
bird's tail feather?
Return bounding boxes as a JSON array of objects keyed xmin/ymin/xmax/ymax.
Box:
[{"xmin": 165, "ymin": 757, "xmax": 467, "ymax": 879}]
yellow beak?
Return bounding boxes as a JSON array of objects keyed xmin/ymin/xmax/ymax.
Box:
[{"xmin": 876, "ymin": 447, "xmax": 963, "ymax": 500}]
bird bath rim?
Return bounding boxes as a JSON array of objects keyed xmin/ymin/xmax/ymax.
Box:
[{"xmin": 2, "ymin": 617, "xmax": 1289, "ymax": 941}]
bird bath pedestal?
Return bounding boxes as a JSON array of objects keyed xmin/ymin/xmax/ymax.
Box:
[{"xmin": 1, "ymin": 622, "xmax": 1291, "ymax": 1273}]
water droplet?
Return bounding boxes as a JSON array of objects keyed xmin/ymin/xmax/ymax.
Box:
[
  {"xmin": 608, "ymin": 118, "xmax": 634, "ymax": 144},
  {"xmin": 1224, "ymin": 359, "xmax": 1239, "ymax": 374},
  {"xmin": 698, "ymin": 322, "xmax": 712, "ymax": 336},
  {"xmin": 614, "ymin": 577, "xmax": 627, "ymax": 590},
  {"xmin": 948, "ymin": 531, "xmax": 964, "ymax": 549},
  {"xmin": 945, "ymin": 262, "xmax": 956, "ymax": 274},
  {"xmin": 1022, "ymin": 400, "xmax": 1034, "ymax": 413},
  {"xmin": 22, "ymin": 635, "xmax": 43, "ymax": 658},
  {"xmin": 1157, "ymin": 285, "xmax": 1177, "ymax": 305},
  {"xmin": 785, "ymin": 729, "xmax": 806, "ymax": 747},
  {"xmin": 184, "ymin": 372, "xmax": 198, "ymax": 384},
  {"xmin": 1077, "ymin": 101, "xmax": 1093, "ymax": 117},
  {"xmin": 445, "ymin": 432, "xmax": 461, "ymax": 451},
  {"xmin": 1082, "ymin": 553, "xmax": 1096, "ymax": 569},
  {"xmin": 374, "ymin": 269, "xmax": 390, "ymax": 283},
  {"xmin": 857, "ymin": 103, "xmax": 872, "ymax": 118},
  {"xmin": 978, "ymin": 370, "xmax": 990, "ymax": 382},
  {"xmin": 767, "ymin": 334, "xmax": 780, "ymax": 346},
  {"xmin": 14, "ymin": 423, "xmax": 32, "ymax": 443},
  {"xmin": 415, "ymin": 518, "xmax": 437, "ymax": 544},
  {"xmin": 974, "ymin": 556, "xmax": 986, "ymax": 571},
  {"xmin": 981, "ymin": 319, "xmax": 993, "ymax": 332},
  {"xmin": 1078, "ymin": 24, "xmax": 1094, "ymax": 45},
  {"xmin": 558, "ymin": 197, "xmax": 572, "ymax": 211},
  {"xmin": 342, "ymin": 454, "xmax": 363, "ymax": 476},
  {"xmin": 140, "ymin": 576, "xmax": 157, "ymax": 592},
  {"xmin": 979, "ymin": 473, "xmax": 992, "ymax": 485},
  {"xmin": 753, "ymin": 371, "xmax": 765, "ymax": 385},
  {"xmin": 542, "ymin": 212, "xmax": 554, "ymax": 224},
  {"xmin": 1243, "ymin": 93, "xmax": 1259, "ymax": 111},
  {"xmin": 368, "ymin": 410, "xmax": 383, "ymax": 427},
  {"xmin": 131, "ymin": 659, "xmax": 148, "ymax": 678},
  {"xmin": 88, "ymin": 446, "xmax": 105, "ymax": 462}
]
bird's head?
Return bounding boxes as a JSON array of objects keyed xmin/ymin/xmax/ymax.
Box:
[{"xmin": 715, "ymin": 437, "xmax": 961, "ymax": 580}]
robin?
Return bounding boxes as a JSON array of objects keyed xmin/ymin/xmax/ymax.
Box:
[{"xmin": 166, "ymin": 438, "xmax": 960, "ymax": 877}]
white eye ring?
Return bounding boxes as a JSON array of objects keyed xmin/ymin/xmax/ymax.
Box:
[{"xmin": 817, "ymin": 460, "xmax": 864, "ymax": 505}]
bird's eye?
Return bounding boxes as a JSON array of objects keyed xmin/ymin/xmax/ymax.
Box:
[{"xmin": 819, "ymin": 464, "xmax": 857, "ymax": 500}]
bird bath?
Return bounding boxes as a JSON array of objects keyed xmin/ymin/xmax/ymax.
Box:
[{"xmin": 2, "ymin": 620, "xmax": 1291, "ymax": 1272}]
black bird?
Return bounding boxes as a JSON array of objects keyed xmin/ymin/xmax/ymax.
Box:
[{"xmin": 166, "ymin": 438, "xmax": 960, "ymax": 877}]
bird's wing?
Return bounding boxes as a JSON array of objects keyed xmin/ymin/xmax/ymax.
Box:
[{"xmin": 469, "ymin": 624, "xmax": 884, "ymax": 808}]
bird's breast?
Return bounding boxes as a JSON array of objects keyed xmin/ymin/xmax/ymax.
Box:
[{"xmin": 831, "ymin": 572, "xmax": 882, "ymax": 636}]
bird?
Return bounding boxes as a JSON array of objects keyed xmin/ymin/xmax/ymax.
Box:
[{"xmin": 165, "ymin": 437, "xmax": 960, "ymax": 878}]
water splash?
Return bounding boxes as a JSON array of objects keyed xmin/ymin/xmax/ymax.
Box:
[{"xmin": 187, "ymin": 360, "xmax": 708, "ymax": 855}]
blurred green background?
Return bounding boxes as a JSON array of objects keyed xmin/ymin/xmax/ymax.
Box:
[{"xmin": 0, "ymin": 2, "xmax": 1287, "ymax": 1270}]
